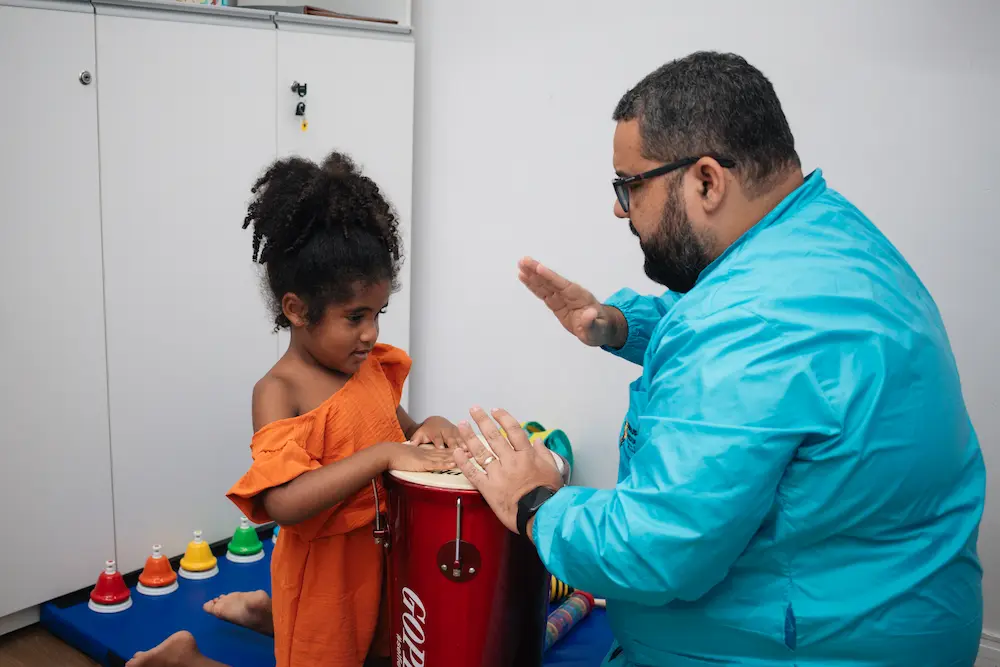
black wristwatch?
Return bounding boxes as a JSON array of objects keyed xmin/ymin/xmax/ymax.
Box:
[{"xmin": 516, "ymin": 486, "xmax": 557, "ymax": 537}]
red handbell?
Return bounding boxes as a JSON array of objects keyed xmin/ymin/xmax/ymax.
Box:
[{"xmin": 88, "ymin": 560, "xmax": 133, "ymax": 613}]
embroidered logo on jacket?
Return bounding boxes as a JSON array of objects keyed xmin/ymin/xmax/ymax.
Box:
[{"xmin": 620, "ymin": 420, "xmax": 637, "ymax": 452}]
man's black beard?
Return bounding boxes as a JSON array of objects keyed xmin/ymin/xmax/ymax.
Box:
[{"xmin": 631, "ymin": 188, "xmax": 712, "ymax": 293}]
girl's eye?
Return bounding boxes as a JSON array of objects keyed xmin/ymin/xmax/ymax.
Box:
[{"xmin": 348, "ymin": 314, "xmax": 364, "ymax": 323}]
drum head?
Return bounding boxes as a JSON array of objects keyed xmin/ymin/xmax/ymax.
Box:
[
  {"xmin": 388, "ymin": 435, "xmax": 566, "ymax": 489},
  {"xmin": 388, "ymin": 436, "xmax": 495, "ymax": 490},
  {"xmin": 389, "ymin": 466, "xmax": 477, "ymax": 490}
]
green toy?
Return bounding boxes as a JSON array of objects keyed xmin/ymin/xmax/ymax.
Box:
[{"xmin": 521, "ymin": 421, "xmax": 575, "ymax": 477}]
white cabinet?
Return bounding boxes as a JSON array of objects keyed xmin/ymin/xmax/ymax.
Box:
[
  {"xmin": 274, "ymin": 23, "xmax": 416, "ymax": 406},
  {"xmin": 94, "ymin": 8, "xmax": 281, "ymax": 572},
  {"xmin": 0, "ymin": 0, "xmax": 416, "ymax": 618},
  {"xmin": 0, "ymin": 3, "xmax": 115, "ymax": 616}
]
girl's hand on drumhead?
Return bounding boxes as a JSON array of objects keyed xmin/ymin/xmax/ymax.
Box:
[
  {"xmin": 409, "ymin": 416, "xmax": 462, "ymax": 449},
  {"xmin": 384, "ymin": 442, "xmax": 457, "ymax": 472}
]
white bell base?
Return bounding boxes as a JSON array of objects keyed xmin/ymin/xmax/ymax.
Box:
[
  {"xmin": 88, "ymin": 597, "xmax": 133, "ymax": 614},
  {"xmin": 226, "ymin": 550, "xmax": 265, "ymax": 564},
  {"xmin": 178, "ymin": 565, "xmax": 219, "ymax": 580},
  {"xmin": 136, "ymin": 581, "xmax": 179, "ymax": 596}
]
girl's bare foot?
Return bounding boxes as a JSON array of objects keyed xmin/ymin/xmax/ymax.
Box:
[
  {"xmin": 126, "ymin": 631, "xmax": 226, "ymax": 667},
  {"xmin": 202, "ymin": 590, "xmax": 274, "ymax": 636}
]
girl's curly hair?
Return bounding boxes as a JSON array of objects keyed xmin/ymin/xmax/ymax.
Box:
[{"xmin": 243, "ymin": 151, "xmax": 402, "ymax": 329}]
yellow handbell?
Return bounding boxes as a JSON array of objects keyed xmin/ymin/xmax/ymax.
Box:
[{"xmin": 178, "ymin": 530, "xmax": 219, "ymax": 580}]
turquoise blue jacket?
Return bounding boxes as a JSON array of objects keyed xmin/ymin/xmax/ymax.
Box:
[{"xmin": 532, "ymin": 171, "xmax": 984, "ymax": 666}]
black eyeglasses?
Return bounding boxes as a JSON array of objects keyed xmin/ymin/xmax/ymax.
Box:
[{"xmin": 612, "ymin": 155, "xmax": 736, "ymax": 213}]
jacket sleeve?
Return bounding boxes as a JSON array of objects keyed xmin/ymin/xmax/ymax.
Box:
[
  {"xmin": 601, "ymin": 288, "xmax": 681, "ymax": 365},
  {"xmin": 532, "ymin": 307, "xmax": 840, "ymax": 605}
]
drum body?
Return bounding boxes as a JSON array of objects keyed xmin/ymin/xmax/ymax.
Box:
[{"xmin": 385, "ymin": 467, "xmax": 548, "ymax": 667}]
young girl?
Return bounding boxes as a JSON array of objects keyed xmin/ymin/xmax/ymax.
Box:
[
  {"xmin": 233, "ymin": 150, "xmax": 466, "ymax": 667},
  {"xmin": 129, "ymin": 151, "xmax": 461, "ymax": 667}
]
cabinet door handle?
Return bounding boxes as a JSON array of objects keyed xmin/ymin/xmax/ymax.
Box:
[{"xmin": 79, "ymin": 70, "xmax": 93, "ymax": 85}]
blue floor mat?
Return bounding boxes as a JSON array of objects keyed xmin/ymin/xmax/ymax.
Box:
[{"xmin": 41, "ymin": 539, "xmax": 613, "ymax": 666}]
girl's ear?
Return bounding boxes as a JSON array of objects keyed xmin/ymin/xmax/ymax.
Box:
[{"xmin": 282, "ymin": 293, "xmax": 308, "ymax": 328}]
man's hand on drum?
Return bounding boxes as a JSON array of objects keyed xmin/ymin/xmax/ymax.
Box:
[
  {"xmin": 518, "ymin": 257, "xmax": 628, "ymax": 350},
  {"xmin": 408, "ymin": 415, "xmax": 462, "ymax": 449},
  {"xmin": 453, "ymin": 407, "xmax": 564, "ymax": 536},
  {"xmin": 381, "ymin": 441, "xmax": 457, "ymax": 472}
]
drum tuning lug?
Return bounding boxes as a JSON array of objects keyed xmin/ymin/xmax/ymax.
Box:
[{"xmin": 372, "ymin": 517, "xmax": 390, "ymax": 548}]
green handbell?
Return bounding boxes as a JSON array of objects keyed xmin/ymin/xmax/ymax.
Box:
[{"xmin": 228, "ymin": 516, "xmax": 263, "ymax": 556}]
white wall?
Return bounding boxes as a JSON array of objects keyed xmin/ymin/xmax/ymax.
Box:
[{"xmin": 409, "ymin": 0, "xmax": 1000, "ymax": 632}]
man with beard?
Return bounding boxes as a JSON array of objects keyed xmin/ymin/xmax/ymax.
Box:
[{"xmin": 452, "ymin": 52, "xmax": 985, "ymax": 665}]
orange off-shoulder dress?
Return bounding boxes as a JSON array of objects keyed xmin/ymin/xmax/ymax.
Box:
[{"xmin": 227, "ymin": 344, "xmax": 410, "ymax": 667}]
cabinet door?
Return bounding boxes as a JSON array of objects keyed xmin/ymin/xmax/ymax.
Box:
[
  {"xmin": 95, "ymin": 11, "xmax": 278, "ymax": 571},
  {"xmin": 276, "ymin": 28, "xmax": 415, "ymax": 405},
  {"xmin": 0, "ymin": 4, "xmax": 115, "ymax": 616}
]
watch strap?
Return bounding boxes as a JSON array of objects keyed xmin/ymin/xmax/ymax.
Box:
[{"xmin": 516, "ymin": 486, "xmax": 555, "ymax": 537}]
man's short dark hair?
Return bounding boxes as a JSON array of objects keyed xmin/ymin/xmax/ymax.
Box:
[{"xmin": 613, "ymin": 51, "xmax": 800, "ymax": 195}]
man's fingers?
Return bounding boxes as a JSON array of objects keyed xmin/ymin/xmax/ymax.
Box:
[
  {"xmin": 520, "ymin": 269, "xmax": 556, "ymax": 302},
  {"xmin": 490, "ymin": 409, "xmax": 532, "ymax": 451},
  {"xmin": 519, "ymin": 272, "xmax": 579, "ymax": 322},
  {"xmin": 431, "ymin": 433, "xmax": 445, "ymax": 449},
  {"xmin": 469, "ymin": 406, "xmax": 513, "ymax": 460},
  {"xmin": 457, "ymin": 420, "xmax": 492, "ymax": 461},
  {"xmin": 533, "ymin": 261, "xmax": 573, "ymax": 291},
  {"xmin": 518, "ymin": 256, "xmax": 540, "ymax": 273},
  {"xmin": 519, "ymin": 258, "xmax": 570, "ymax": 310},
  {"xmin": 454, "ymin": 448, "xmax": 488, "ymax": 488}
]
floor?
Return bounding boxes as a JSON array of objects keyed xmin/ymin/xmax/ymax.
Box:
[{"xmin": 0, "ymin": 625, "xmax": 97, "ymax": 667}]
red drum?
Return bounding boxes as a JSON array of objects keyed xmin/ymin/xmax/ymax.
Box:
[{"xmin": 382, "ymin": 452, "xmax": 550, "ymax": 667}]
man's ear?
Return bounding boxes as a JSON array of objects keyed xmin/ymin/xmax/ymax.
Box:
[{"xmin": 694, "ymin": 157, "xmax": 728, "ymax": 213}]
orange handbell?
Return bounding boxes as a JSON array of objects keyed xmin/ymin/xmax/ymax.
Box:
[{"xmin": 137, "ymin": 544, "xmax": 179, "ymax": 596}]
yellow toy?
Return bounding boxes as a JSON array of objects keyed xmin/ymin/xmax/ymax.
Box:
[{"xmin": 550, "ymin": 574, "xmax": 575, "ymax": 604}]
